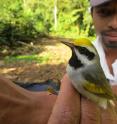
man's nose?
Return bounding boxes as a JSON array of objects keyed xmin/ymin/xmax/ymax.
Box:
[{"xmin": 108, "ymin": 14, "xmax": 117, "ymax": 29}]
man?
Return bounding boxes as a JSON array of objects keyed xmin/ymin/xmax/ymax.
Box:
[
  {"xmin": 0, "ymin": 0, "xmax": 117, "ymax": 124},
  {"xmin": 91, "ymin": 0, "xmax": 117, "ymax": 84},
  {"xmin": 49, "ymin": 0, "xmax": 117, "ymax": 123}
]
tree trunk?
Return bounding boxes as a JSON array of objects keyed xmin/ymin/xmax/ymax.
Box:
[{"xmin": 54, "ymin": 0, "xmax": 57, "ymax": 30}]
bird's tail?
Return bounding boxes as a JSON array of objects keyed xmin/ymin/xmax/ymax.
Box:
[{"xmin": 107, "ymin": 100, "xmax": 117, "ymax": 121}]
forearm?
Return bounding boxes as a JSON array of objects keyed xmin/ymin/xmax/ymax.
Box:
[
  {"xmin": 0, "ymin": 75, "xmax": 57, "ymax": 124},
  {"xmin": 0, "ymin": 75, "xmax": 32, "ymax": 99}
]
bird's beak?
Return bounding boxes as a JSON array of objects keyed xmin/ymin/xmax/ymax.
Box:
[{"xmin": 60, "ymin": 40, "xmax": 74, "ymax": 48}]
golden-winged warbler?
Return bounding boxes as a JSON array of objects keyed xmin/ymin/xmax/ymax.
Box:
[{"xmin": 61, "ymin": 37, "xmax": 115, "ymax": 109}]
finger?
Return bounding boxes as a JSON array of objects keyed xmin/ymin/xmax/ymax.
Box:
[
  {"xmin": 81, "ymin": 97, "xmax": 100, "ymax": 124},
  {"xmin": 48, "ymin": 74, "xmax": 81, "ymax": 124}
]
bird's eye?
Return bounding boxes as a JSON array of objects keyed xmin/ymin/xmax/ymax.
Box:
[
  {"xmin": 75, "ymin": 46, "xmax": 87, "ymax": 54},
  {"xmin": 79, "ymin": 47, "xmax": 87, "ymax": 53},
  {"xmin": 75, "ymin": 46, "xmax": 95, "ymax": 60}
]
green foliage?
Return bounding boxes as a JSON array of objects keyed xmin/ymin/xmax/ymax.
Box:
[
  {"xmin": 51, "ymin": 0, "xmax": 94, "ymax": 38},
  {"xmin": 0, "ymin": 0, "xmax": 95, "ymax": 47},
  {"xmin": 0, "ymin": 0, "xmax": 53, "ymax": 46},
  {"xmin": 4, "ymin": 54, "xmax": 50, "ymax": 64}
]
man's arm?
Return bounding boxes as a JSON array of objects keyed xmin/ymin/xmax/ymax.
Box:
[{"xmin": 0, "ymin": 75, "xmax": 56, "ymax": 124}]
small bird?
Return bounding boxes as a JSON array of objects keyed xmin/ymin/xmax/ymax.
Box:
[{"xmin": 61, "ymin": 37, "xmax": 116, "ymax": 109}]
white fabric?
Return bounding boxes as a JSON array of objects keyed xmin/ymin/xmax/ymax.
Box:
[
  {"xmin": 92, "ymin": 36, "xmax": 117, "ymax": 85},
  {"xmin": 90, "ymin": 0, "xmax": 110, "ymax": 7}
]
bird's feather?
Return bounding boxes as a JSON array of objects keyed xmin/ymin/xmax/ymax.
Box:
[{"xmin": 82, "ymin": 63, "xmax": 114, "ymax": 99}]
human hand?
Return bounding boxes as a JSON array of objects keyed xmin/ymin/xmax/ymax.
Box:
[
  {"xmin": 48, "ymin": 74, "xmax": 117, "ymax": 124},
  {"xmin": 80, "ymin": 85, "xmax": 117, "ymax": 124}
]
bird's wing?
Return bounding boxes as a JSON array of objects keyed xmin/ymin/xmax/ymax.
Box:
[{"xmin": 82, "ymin": 63, "xmax": 114, "ymax": 99}]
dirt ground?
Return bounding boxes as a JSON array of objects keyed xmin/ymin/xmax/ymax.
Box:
[{"xmin": 0, "ymin": 37, "xmax": 71, "ymax": 83}]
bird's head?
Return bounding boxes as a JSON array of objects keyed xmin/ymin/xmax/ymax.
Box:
[
  {"xmin": 61, "ymin": 37, "xmax": 98, "ymax": 69},
  {"xmin": 61, "ymin": 37, "xmax": 94, "ymax": 49}
]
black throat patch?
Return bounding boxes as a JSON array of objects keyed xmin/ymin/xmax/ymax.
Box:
[{"xmin": 69, "ymin": 49, "xmax": 84, "ymax": 69}]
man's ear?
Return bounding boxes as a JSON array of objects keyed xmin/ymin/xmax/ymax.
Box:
[{"xmin": 90, "ymin": 7, "xmax": 93, "ymax": 17}]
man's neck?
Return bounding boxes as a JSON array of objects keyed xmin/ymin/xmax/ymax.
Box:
[{"xmin": 104, "ymin": 48, "xmax": 117, "ymax": 75}]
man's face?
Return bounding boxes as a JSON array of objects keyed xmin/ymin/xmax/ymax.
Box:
[{"xmin": 92, "ymin": 1, "xmax": 117, "ymax": 49}]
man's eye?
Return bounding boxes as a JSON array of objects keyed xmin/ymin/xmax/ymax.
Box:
[{"xmin": 96, "ymin": 9, "xmax": 113, "ymax": 17}]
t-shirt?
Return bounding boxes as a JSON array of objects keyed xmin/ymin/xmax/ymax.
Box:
[{"xmin": 93, "ymin": 36, "xmax": 117, "ymax": 85}]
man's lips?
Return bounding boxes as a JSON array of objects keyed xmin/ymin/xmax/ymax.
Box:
[{"xmin": 103, "ymin": 32, "xmax": 117, "ymax": 42}]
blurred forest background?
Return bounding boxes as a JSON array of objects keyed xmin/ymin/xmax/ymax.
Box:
[{"xmin": 0, "ymin": 0, "xmax": 96, "ymax": 83}]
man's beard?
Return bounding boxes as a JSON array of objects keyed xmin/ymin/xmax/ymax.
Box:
[
  {"xmin": 102, "ymin": 35, "xmax": 117, "ymax": 48},
  {"xmin": 104, "ymin": 42, "xmax": 117, "ymax": 48}
]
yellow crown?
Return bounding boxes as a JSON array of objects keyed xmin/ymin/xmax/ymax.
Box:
[{"xmin": 73, "ymin": 38, "xmax": 92, "ymax": 47}]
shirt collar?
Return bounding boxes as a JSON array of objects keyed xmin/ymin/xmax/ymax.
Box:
[{"xmin": 92, "ymin": 36, "xmax": 117, "ymax": 84}]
